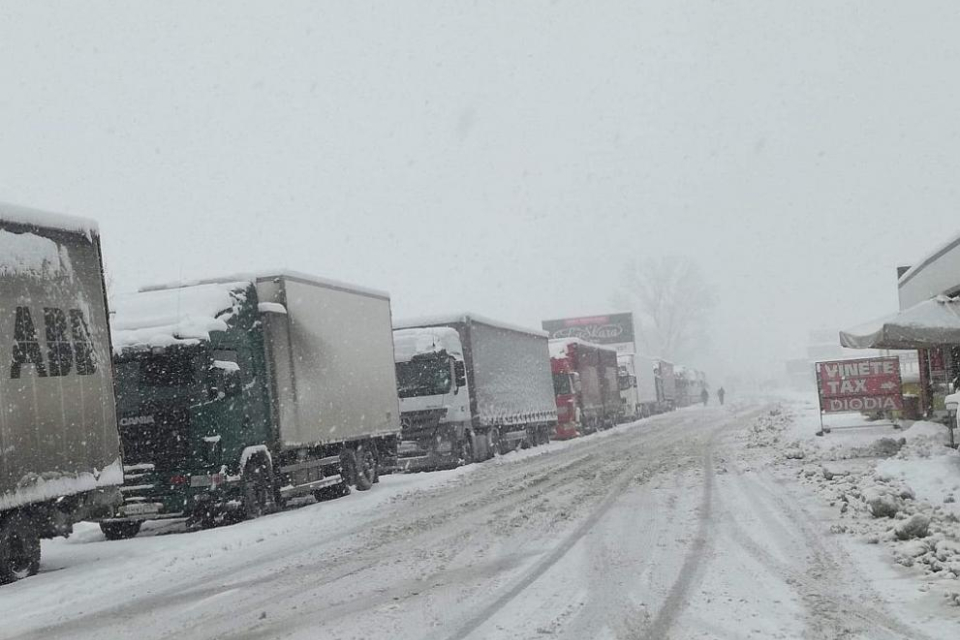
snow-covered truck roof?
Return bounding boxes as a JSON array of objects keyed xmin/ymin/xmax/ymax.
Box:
[
  {"xmin": 393, "ymin": 327, "xmax": 464, "ymax": 362},
  {"xmin": 394, "ymin": 312, "xmax": 548, "ymax": 338},
  {"xmin": 548, "ymin": 337, "xmax": 618, "ymax": 360},
  {"xmin": 111, "ymin": 281, "xmax": 250, "ymax": 352},
  {"xmin": 0, "ymin": 201, "xmax": 99, "ymax": 238},
  {"xmin": 142, "ymin": 269, "xmax": 390, "ymax": 301}
]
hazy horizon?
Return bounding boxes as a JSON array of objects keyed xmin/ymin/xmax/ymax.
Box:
[{"xmin": 2, "ymin": 1, "xmax": 958, "ymax": 382}]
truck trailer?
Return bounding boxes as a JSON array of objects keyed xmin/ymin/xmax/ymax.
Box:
[
  {"xmin": 0, "ymin": 203, "xmax": 121, "ymax": 583},
  {"xmin": 550, "ymin": 338, "xmax": 621, "ymax": 438},
  {"xmin": 617, "ymin": 353, "xmax": 659, "ymax": 420},
  {"xmin": 393, "ymin": 314, "xmax": 557, "ymax": 470},
  {"xmin": 655, "ymin": 358, "xmax": 677, "ymax": 412},
  {"xmin": 102, "ymin": 271, "xmax": 400, "ymax": 538}
]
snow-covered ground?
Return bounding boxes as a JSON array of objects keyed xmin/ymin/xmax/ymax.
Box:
[
  {"xmin": 1, "ymin": 399, "xmax": 958, "ymax": 639},
  {"xmin": 752, "ymin": 395, "xmax": 960, "ymax": 615}
]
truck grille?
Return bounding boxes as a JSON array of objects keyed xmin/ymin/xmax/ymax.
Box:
[{"xmin": 119, "ymin": 407, "xmax": 191, "ymax": 471}]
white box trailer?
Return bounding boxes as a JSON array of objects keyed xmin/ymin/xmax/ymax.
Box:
[
  {"xmin": 0, "ymin": 203, "xmax": 121, "ymax": 583},
  {"xmin": 255, "ymin": 273, "xmax": 401, "ymax": 448},
  {"xmin": 618, "ymin": 353, "xmax": 659, "ymax": 419}
]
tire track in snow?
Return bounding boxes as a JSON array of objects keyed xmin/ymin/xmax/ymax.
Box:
[
  {"xmin": 721, "ymin": 469, "xmax": 936, "ymax": 640},
  {"xmin": 442, "ymin": 409, "xmax": 759, "ymax": 640},
  {"xmin": 637, "ymin": 429, "xmax": 718, "ymax": 639},
  {"xmin": 440, "ymin": 459, "xmax": 648, "ymax": 640}
]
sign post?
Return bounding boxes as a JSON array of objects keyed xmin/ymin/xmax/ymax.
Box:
[{"xmin": 814, "ymin": 356, "xmax": 903, "ymax": 434}]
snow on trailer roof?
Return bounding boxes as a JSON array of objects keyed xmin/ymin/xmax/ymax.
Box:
[
  {"xmin": 394, "ymin": 312, "xmax": 548, "ymax": 338},
  {"xmin": 111, "ymin": 281, "xmax": 250, "ymax": 353},
  {"xmin": 141, "ymin": 269, "xmax": 390, "ymax": 301},
  {"xmin": 548, "ymin": 337, "xmax": 618, "ymax": 359},
  {"xmin": 393, "ymin": 327, "xmax": 463, "ymax": 361},
  {"xmin": 0, "ymin": 201, "xmax": 99, "ymax": 239},
  {"xmin": 898, "ymin": 230, "xmax": 960, "ymax": 287}
]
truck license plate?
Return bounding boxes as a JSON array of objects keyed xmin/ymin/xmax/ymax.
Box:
[{"xmin": 122, "ymin": 503, "xmax": 159, "ymax": 517}]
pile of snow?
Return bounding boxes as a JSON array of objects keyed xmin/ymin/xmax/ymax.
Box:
[
  {"xmin": 111, "ymin": 281, "xmax": 250, "ymax": 352},
  {"xmin": 797, "ymin": 461, "xmax": 960, "ymax": 584},
  {"xmin": 742, "ymin": 405, "xmax": 792, "ymax": 449},
  {"xmin": 766, "ymin": 400, "xmax": 960, "ymax": 600}
]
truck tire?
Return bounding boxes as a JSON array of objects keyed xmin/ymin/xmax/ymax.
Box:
[
  {"xmin": 340, "ymin": 448, "xmax": 359, "ymax": 487},
  {"xmin": 538, "ymin": 425, "xmax": 551, "ymax": 446},
  {"xmin": 100, "ymin": 521, "xmax": 142, "ymax": 540},
  {"xmin": 354, "ymin": 445, "xmax": 376, "ymax": 491},
  {"xmin": 0, "ymin": 513, "xmax": 40, "ymax": 583},
  {"xmin": 242, "ymin": 461, "xmax": 273, "ymax": 520},
  {"xmin": 458, "ymin": 434, "xmax": 474, "ymax": 466}
]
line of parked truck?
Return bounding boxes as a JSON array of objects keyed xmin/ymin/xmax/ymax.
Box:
[{"xmin": 0, "ymin": 203, "xmax": 707, "ymax": 583}]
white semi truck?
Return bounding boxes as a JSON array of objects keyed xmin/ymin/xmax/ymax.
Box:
[
  {"xmin": 617, "ymin": 353, "xmax": 659, "ymax": 420},
  {"xmin": 393, "ymin": 314, "xmax": 558, "ymax": 470}
]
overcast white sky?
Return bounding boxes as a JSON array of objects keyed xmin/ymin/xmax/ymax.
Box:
[{"xmin": 2, "ymin": 1, "xmax": 958, "ymax": 381}]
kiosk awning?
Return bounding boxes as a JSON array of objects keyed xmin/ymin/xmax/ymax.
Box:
[{"xmin": 840, "ymin": 295, "xmax": 960, "ymax": 349}]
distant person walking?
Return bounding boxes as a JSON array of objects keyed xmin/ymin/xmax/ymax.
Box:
[
  {"xmin": 700, "ymin": 388, "xmax": 709, "ymax": 406},
  {"xmin": 717, "ymin": 387, "xmax": 726, "ymax": 406}
]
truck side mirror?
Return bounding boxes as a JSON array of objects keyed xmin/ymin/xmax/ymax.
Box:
[
  {"xmin": 454, "ymin": 360, "xmax": 467, "ymax": 388},
  {"xmin": 572, "ymin": 372, "xmax": 581, "ymax": 393}
]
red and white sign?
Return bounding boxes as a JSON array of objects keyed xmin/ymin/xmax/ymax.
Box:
[{"xmin": 816, "ymin": 356, "xmax": 903, "ymax": 414}]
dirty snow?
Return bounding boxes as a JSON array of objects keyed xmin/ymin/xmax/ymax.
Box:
[
  {"xmin": 2, "ymin": 401, "xmax": 958, "ymax": 638},
  {"xmin": 751, "ymin": 395, "xmax": 960, "ymax": 615}
]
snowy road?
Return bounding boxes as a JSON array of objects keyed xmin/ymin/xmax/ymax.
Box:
[{"xmin": 0, "ymin": 402, "xmax": 952, "ymax": 639}]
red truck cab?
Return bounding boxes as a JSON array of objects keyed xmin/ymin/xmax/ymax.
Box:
[
  {"xmin": 551, "ymin": 354, "xmax": 581, "ymax": 439},
  {"xmin": 549, "ymin": 338, "xmax": 621, "ymax": 439}
]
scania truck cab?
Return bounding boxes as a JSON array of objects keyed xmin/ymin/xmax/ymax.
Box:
[{"xmin": 102, "ymin": 272, "xmax": 400, "ymax": 538}]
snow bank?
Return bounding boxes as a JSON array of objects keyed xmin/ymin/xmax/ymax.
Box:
[
  {"xmin": 769, "ymin": 397, "xmax": 960, "ymax": 594},
  {"xmin": 111, "ymin": 281, "xmax": 249, "ymax": 352},
  {"xmin": 393, "ymin": 327, "xmax": 463, "ymax": 362},
  {"xmin": 0, "ymin": 458, "xmax": 123, "ymax": 511}
]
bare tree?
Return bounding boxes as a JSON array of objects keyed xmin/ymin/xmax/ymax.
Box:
[{"xmin": 614, "ymin": 256, "xmax": 716, "ymax": 362}]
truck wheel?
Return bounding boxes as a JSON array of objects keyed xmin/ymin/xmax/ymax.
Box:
[
  {"xmin": 0, "ymin": 514, "xmax": 40, "ymax": 583},
  {"xmin": 458, "ymin": 435, "xmax": 474, "ymax": 466},
  {"xmin": 242, "ymin": 462, "xmax": 272, "ymax": 520},
  {"xmin": 99, "ymin": 521, "xmax": 142, "ymax": 540},
  {"xmin": 354, "ymin": 445, "xmax": 376, "ymax": 491},
  {"xmin": 341, "ymin": 448, "xmax": 359, "ymax": 487},
  {"xmin": 538, "ymin": 426, "xmax": 551, "ymax": 446}
]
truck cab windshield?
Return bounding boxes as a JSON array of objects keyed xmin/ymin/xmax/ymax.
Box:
[
  {"xmin": 396, "ymin": 355, "xmax": 452, "ymax": 398},
  {"xmin": 553, "ymin": 373, "xmax": 573, "ymax": 395}
]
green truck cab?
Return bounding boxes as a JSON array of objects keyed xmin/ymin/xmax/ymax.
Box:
[{"xmin": 101, "ymin": 272, "xmax": 400, "ymax": 539}]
